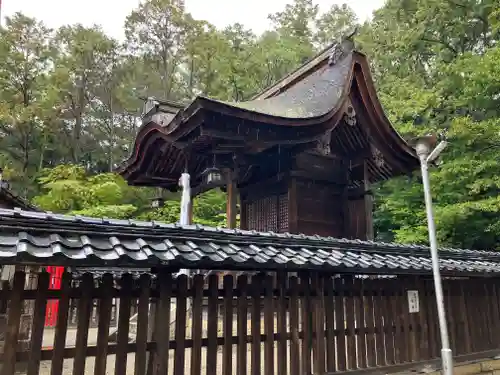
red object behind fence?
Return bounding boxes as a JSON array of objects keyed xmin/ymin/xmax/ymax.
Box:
[{"xmin": 45, "ymin": 266, "xmax": 64, "ymax": 327}]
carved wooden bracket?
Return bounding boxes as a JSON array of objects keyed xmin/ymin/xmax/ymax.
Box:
[
  {"xmin": 315, "ymin": 129, "xmax": 333, "ymax": 156},
  {"xmin": 371, "ymin": 146, "xmax": 385, "ymax": 168},
  {"xmin": 344, "ymin": 105, "xmax": 357, "ymax": 126}
]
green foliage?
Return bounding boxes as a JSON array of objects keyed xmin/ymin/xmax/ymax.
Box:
[
  {"xmin": 139, "ymin": 189, "xmax": 228, "ymax": 227},
  {"xmin": 192, "ymin": 190, "xmax": 227, "ymax": 227},
  {"xmin": 32, "ymin": 165, "xmax": 144, "ymax": 218},
  {"xmin": 315, "ymin": 4, "xmax": 359, "ymax": 48},
  {"xmin": 268, "ymin": 0, "xmax": 319, "ymax": 43},
  {"xmin": 0, "ymin": 13, "xmax": 55, "ymax": 189},
  {"xmin": 367, "ymin": 0, "xmax": 500, "ymax": 249},
  {"xmin": 138, "ymin": 201, "xmax": 181, "ymax": 224}
]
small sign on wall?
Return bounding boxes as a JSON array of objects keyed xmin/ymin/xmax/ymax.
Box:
[{"xmin": 407, "ymin": 290, "xmax": 420, "ymax": 313}]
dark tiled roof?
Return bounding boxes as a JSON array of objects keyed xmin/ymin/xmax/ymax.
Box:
[
  {"xmin": 251, "ymin": 41, "xmax": 338, "ymax": 100},
  {"xmin": 142, "ymin": 43, "xmax": 351, "ymax": 123},
  {"xmin": 0, "ymin": 187, "xmax": 40, "ymax": 212},
  {"xmin": 0, "ymin": 208, "xmax": 499, "ymax": 276},
  {"xmin": 201, "ymin": 51, "xmax": 352, "ymax": 118}
]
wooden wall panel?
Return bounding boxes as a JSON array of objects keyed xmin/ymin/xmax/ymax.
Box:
[
  {"xmin": 294, "ymin": 178, "xmax": 343, "ymax": 237},
  {"xmin": 244, "ymin": 194, "xmax": 289, "ymax": 233},
  {"xmin": 347, "ymin": 198, "xmax": 367, "ymax": 240}
]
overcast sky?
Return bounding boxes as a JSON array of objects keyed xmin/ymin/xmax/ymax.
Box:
[{"xmin": 1, "ymin": 0, "xmax": 384, "ymax": 39}]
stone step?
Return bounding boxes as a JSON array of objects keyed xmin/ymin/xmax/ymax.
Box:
[{"xmin": 421, "ymin": 358, "xmax": 500, "ymax": 375}]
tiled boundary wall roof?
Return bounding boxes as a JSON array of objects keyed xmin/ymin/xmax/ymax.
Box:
[{"xmin": 0, "ymin": 208, "xmax": 498, "ymax": 276}]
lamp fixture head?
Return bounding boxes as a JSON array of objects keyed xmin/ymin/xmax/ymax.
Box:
[
  {"xmin": 427, "ymin": 141, "xmax": 448, "ymax": 163},
  {"xmin": 410, "ymin": 134, "xmax": 438, "ymax": 159}
]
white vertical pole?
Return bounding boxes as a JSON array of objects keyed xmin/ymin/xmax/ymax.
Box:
[
  {"xmin": 179, "ymin": 172, "xmax": 191, "ymax": 226},
  {"xmin": 178, "ymin": 172, "xmax": 191, "ymax": 277},
  {"xmin": 416, "ymin": 143, "xmax": 453, "ymax": 375}
]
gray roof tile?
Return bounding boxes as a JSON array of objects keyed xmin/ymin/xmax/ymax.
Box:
[{"xmin": 1, "ymin": 208, "xmax": 500, "ymax": 275}]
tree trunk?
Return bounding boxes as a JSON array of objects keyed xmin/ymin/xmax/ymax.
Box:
[{"xmin": 108, "ymin": 96, "xmax": 114, "ymax": 172}]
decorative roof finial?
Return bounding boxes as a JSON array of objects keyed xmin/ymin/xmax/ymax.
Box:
[
  {"xmin": 328, "ymin": 26, "xmax": 358, "ymax": 66},
  {"xmin": 142, "ymin": 97, "xmax": 159, "ymax": 117},
  {"xmin": 343, "ymin": 26, "xmax": 358, "ymax": 43}
]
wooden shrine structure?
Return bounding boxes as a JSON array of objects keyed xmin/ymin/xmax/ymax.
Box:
[
  {"xmin": 2, "ymin": 39, "xmax": 500, "ymax": 375},
  {"xmin": 119, "ymin": 38, "xmax": 419, "ymax": 240}
]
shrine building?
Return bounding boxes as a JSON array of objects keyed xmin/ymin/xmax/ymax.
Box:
[{"xmin": 119, "ymin": 38, "xmax": 419, "ymax": 240}]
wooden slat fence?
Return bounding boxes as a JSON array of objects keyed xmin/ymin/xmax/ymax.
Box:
[{"xmin": 0, "ymin": 271, "xmax": 499, "ymax": 375}]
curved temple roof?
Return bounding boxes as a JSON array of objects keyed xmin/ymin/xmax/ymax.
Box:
[
  {"xmin": 204, "ymin": 52, "xmax": 353, "ymax": 119},
  {"xmin": 118, "ymin": 42, "xmax": 419, "ymax": 190}
]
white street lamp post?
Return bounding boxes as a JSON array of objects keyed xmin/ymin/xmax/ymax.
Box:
[
  {"xmin": 414, "ymin": 135, "xmax": 452, "ymax": 375},
  {"xmin": 178, "ymin": 172, "xmax": 191, "ymax": 277}
]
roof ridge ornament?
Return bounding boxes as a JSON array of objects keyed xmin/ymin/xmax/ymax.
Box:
[
  {"xmin": 142, "ymin": 97, "xmax": 159, "ymax": 117},
  {"xmin": 328, "ymin": 26, "xmax": 358, "ymax": 66}
]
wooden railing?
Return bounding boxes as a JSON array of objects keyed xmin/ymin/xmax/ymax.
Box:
[{"xmin": 0, "ymin": 271, "xmax": 499, "ymax": 375}]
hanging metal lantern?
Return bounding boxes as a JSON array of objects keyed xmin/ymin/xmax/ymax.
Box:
[
  {"xmin": 150, "ymin": 187, "xmax": 165, "ymax": 208},
  {"xmin": 201, "ymin": 166, "xmax": 224, "ymax": 187},
  {"xmin": 150, "ymin": 196, "xmax": 164, "ymax": 209},
  {"xmin": 0, "ymin": 168, "xmax": 8, "ymax": 190}
]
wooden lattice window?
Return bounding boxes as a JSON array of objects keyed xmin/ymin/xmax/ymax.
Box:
[
  {"xmin": 246, "ymin": 194, "xmax": 288, "ymax": 232},
  {"xmin": 278, "ymin": 194, "xmax": 289, "ymax": 233}
]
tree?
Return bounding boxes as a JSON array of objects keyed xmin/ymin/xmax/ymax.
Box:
[
  {"xmin": 124, "ymin": 0, "xmax": 192, "ymax": 100},
  {"xmin": 216, "ymin": 24, "xmax": 262, "ymax": 101},
  {"xmin": 269, "ymin": 0, "xmax": 318, "ymax": 43},
  {"xmin": 360, "ymin": 0, "xmax": 498, "ymax": 82},
  {"xmin": 367, "ymin": 0, "xmax": 500, "ymax": 249},
  {"xmin": 51, "ymin": 25, "xmax": 120, "ymax": 164},
  {"xmin": 90, "ymin": 44, "xmax": 142, "ymax": 172},
  {"xmin": 32, "ymin": 164, "xmax": 150, "ymax": 219},
  {"xmin": 182, "ymin": 22, "xmax": 232, "ymax": 99},
  {"xmin": 0, "ymin": 14, "xmax": 55, "ymax": 192},
  {"xmin": 251, "ymin": 31, "xmax": 314, "ymax": 92},
  {"xmin": 314, "ymin": 4, "xmax": 359, "ymax": 48}
]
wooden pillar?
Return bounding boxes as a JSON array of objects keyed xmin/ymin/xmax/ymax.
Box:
[
  {"xmin": 363, "ymin": 161, "xmax": 374, "ymax": 240},
  {"xmin": 239, "ymin": 197, "xmax": 247, "ymax": 230},
  {"xmin": 288, "ymin": 178, "xmax": 298, "ymax": 234},
  {"xmin": 342, "ymin": 161, "xmax": 351, "ymax": 239},
  {"xmin": 226, "ymin": 170, "xmax": 237, "ymax": 229}
]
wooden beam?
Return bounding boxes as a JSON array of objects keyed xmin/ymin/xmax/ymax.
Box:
[
  {"xmin": 290, "ymin": 170, "xmax": 347, "ymax": 186},
  {"xmin": 341, "ymin": 162, "xmax": 350, "ymax": 239},
  {"xmin": 226, "ymin": 170, "xmax": 237, "ymax": 229},
  {"xmin": 363, "ymin": 161, "xmax": 374, "ymax": 241},
  {"xmin": 348, "ymin": 148, "xmax": 373, "ymax": 167},
  {"xmin": 200, "ymin": 124, "xmax": 329, "ymax": 145},
  {"xmin": 239, "ymin": 199, "xmax": 247, "ymax": 230},
  {"xmin": 238, "ymin": 174, "xmax": 288, "ymax": 202},
  {"xmin": 347, "ymin": 186, "xmax": 373, "ymax": 200},
  {"xmin": 288, "ymin": 178, "xmax": 298, "ymax": 234}
]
